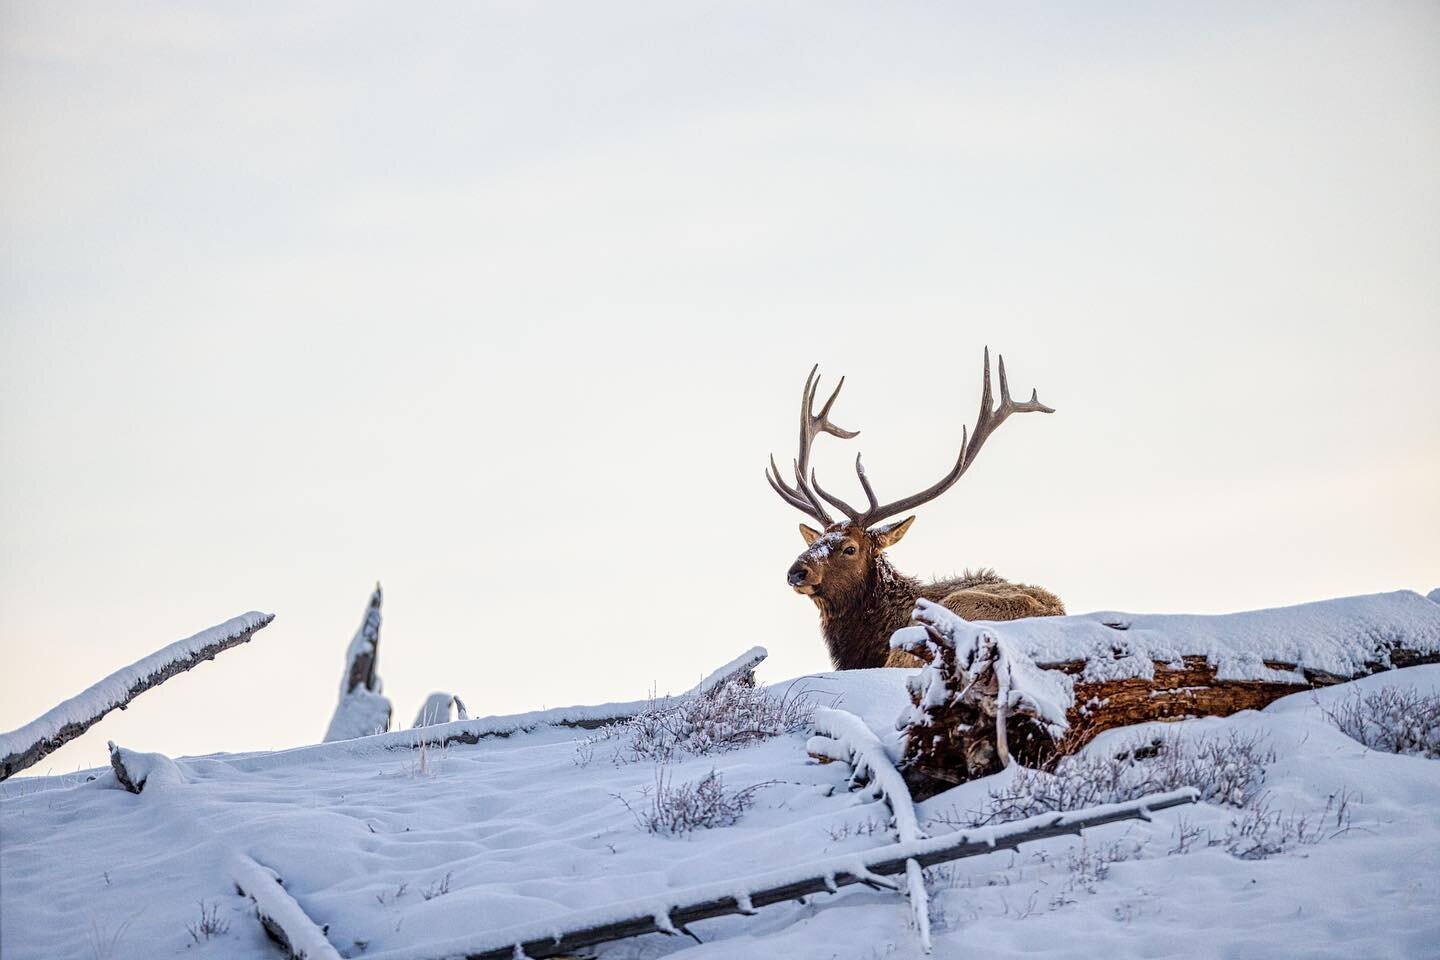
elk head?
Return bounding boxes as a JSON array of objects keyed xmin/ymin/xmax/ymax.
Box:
[{"xmin": 766, "ymin": 350, "xmax": 1053, "ymax": 614}]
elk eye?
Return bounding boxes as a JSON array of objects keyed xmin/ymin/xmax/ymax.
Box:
[{"xmin": 843, "ymin": 545, "xmax": 857, "ymax": 555}]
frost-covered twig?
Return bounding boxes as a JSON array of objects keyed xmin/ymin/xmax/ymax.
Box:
[
  {"xmin": 231, "ymin": 854, "xmax": 342, "ymax": 960},
  {"xmin": 0, "ymin": 611, "xmax": 274, "ymax": 781},
  {"xmin": 361, "ymin": 789, "xmax": 1198, "ymax": 960},
  {"xmin": 808, "ymin": 707, "xmax": 931, "ymax": 951}
]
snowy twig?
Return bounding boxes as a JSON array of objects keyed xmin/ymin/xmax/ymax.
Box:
[
  {"xmin": 0, "ymin": 612, "xmax": 274, "ymax": 781},
  {"xmin": 808, "ymin": 708, "xmax": 931, "ymax": 951},
  {"xmin": 231, "ymin": 854, "xmax": 342, "ymax": 960},
  {"xmin": 361, "ymin": 789, "xmax": 1198, "ymax": 960}
]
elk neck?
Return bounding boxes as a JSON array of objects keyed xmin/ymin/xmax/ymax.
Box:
[{"xmin": 815, "ymin": 551, "xmax": 921, "ymax": 670}]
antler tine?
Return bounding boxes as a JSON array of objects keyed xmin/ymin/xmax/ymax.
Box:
[
  {"xmin": 854, "ymin": 454, "xmax": 880, "ymax": 514},
  {"xmin": 855, "ymin": 347, "xmax": 1053, "ymax": 526},
  {"xmin": 809, "ymin": 468, "xmax": 862, "ymax": 520},
  {"xmin": 766, "ymin": 455, "xmax": 818, "ymax": 515}
]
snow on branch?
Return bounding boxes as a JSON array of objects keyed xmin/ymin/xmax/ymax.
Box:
[
  {"xmin": 361, "ymin": 789, "xmax": 1198, "ymax": 960},
  {"xmin": 231, "ymin": 854, "xmax": 342, "ymax": 960},
  {"xmin": 221, "ymin": 646, "xmax": 769, "ymax": 774},
  {"xmin": 891, "ymin": 591, "xmax": 1440, "ymax": 794},
  {"xmin": 0, "ymin": 611, "xmax": 274, "ymax": 781},
  {"xmin": 324, "ymin": 584, "xmax": 392, "ymax": 743},
  {"xmin": 808, "ymin": 707, "xmax": 930, "ymax": 951}
]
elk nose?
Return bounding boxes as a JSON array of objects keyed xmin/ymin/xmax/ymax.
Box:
[{"xmin": 787, "ymin": 564, "xmax": 809, "ymax": 587}]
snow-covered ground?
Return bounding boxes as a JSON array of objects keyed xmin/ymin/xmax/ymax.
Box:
[{"xmin": 3, "ymin": 616, "xmax": 1439, "ymax": 958}]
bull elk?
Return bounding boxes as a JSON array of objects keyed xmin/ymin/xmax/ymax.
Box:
[{"xmin": 766, "ymin": 349, "xmax": 1064, "ymax": 670}]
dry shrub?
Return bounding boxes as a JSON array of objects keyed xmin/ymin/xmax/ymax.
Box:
[
  {"xmin": 934, "ymin": 730, "xmax": 1274, "ymax": 829},
  {"xmin": 1321, "ymin": 686, "xmax": 1440, "ymax": 759},
  {"xmin": 618, "ymin": 767, "xmax": 774, "ymax": 837},
  {"xmin": 580, "ymin": 678, "xmax": 817, "ymax": 766}
]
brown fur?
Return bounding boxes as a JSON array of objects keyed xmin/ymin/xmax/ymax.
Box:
[{"xmin": 789, "ymin": 520, "xmax": 1064, "ymax": 671}]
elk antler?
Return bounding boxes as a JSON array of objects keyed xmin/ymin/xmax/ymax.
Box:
[
  {"xmin": 765, "ymin": 365, "xmax": 859, "ymax": 525},
  {"xmin": 790, "ymin": 348, "xmax": 1053, "ymax": 529}
]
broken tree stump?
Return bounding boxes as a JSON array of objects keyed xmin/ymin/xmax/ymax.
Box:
[
  {"xmin": 891, "ymin": 590, "xmax": 1440, "ymax": 796},
  {"xmin": 323, "ymin": 583, "xmax": 392, "ymax": 742}
]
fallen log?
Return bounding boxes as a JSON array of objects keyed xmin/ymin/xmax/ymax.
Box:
[
  {"xmin": 808, "ymin": 707, "xmax": 930, "ymax": 952},
  {"xmin": 361, "ymin": 789, "xmax": 1197, "ymax": 960},
  {"xmin": 892, "ymin": 590, "xmax": 1440, "ymax": 796},
  {"xmin": 232, "ymin": 854, "xmax": 343, "ymax": 960},
  {"xmin": 0, "ymin": 612, "xmax": 275, "ymax": 781},
  {"xmin": 218, "ymin": 646, "xmax": 769, "ymax": 774}
]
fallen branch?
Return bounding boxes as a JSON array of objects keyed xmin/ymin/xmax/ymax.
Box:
[
  {"xmin": 232, "ymin": 854, "xmax": 342, "ymax": 960},
  {"xmin": 0, "ymin": 612, "xmax": 275, "ymax": 781},
  {"xmin": 808, "ymin": 707, "xmax": 930, "ymax": 951},
  {"xmin": 893, "ymin": 590, "xmax": 1440, "ymax": 795},
  {"xmin": 362, "ymin": 789, "xmax": 1197, "ymax": 960},
  {"xmin": 219, "ymin": 646, "xmax": 768, "ymax": 774}
]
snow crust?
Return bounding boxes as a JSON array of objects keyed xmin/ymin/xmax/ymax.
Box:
[
  {"xmin": 3, "ymin": 622, "xmax": 1439, "ymax": 959},
  {"xmin": 0, "ymin": 612, "xmax": 272, "ymax": 765}
]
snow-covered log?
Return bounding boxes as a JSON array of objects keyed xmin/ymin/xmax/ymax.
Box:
[
  {"xmin": 892, "ymin": 590, "xmax": 1440, "ymax": 794},
  {"xmin": 224, "ymin": 646, "xmax": 770, "ymax": 772},
  {"xmin": 324, "ymin": 584, "xmax": 392, "ymax": 742},
  {"xmin": 0, "ymin": 611, "xmax": 274, "ymax": 781},
  {"xmin": 107, "ymin": 741, "xmax": 183, "ymax": 794},
  {"xmin": 413, "ymin": 693, "xmax": 468, "ymax": 727},
  {"xmin": 232, "ymin": 854, "xmax": 343, "ymax": 960},
  {"xmin": 808, "ymin": 708, "xmax": 930, "ymax": 951},
  {"xmin": 362, "ymin": 789, "xmax": 1197, "ymax": 960}
]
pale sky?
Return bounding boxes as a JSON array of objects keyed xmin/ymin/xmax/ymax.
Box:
[{"xmin": 2, "ymin": 2, "xmax": 1437, "ymax": 777}]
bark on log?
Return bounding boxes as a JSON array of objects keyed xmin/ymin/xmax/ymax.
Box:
[
  {"xmin": 0, "ymin": 612, "xmax": 274, "ymax": 781},
  {"xmin": 232, "ymin": 854, "xmax": 343, "ymax": 960},
  {"xmin": 892, "ymin": 595, "xmax": 1440, "ymax": 797},
  {"xmin": 363, "ymin": 790, "xmax": 1196, "ymax": 960}
]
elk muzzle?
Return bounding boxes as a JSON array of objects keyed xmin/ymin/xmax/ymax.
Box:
[{"xmin": 787, "ymin": 561, "xmax": 816, "ymax": 593}]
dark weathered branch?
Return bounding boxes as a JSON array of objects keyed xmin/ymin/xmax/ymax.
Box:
[
  {"xmin": 232, "ymin": 854, "xmax": 342, "ymax": 960},
  {"xmin": 0, "ymin": 612, "xmax": 275, "ymax": 781},
  {"xmin": 366, "ymin": 790, "xmax": 1196, "ymax": 960}
]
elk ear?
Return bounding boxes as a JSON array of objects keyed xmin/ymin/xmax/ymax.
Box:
[
  {"xmin": 799, "ymin": 523, "xmax": 823, "ymax": 545},
  {"xmin": 872, "ymin": 516, "xmax": 915, "ymax": 549}
]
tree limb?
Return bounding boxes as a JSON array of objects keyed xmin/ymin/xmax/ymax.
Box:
[{"xmin": 0, "ymin": 612, "xmax": 274, "ymax": 781}]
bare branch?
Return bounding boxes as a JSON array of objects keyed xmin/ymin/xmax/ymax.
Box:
[{"xmin": 0, "ymin": 612, "xmax": 275, "ymax": 781}]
